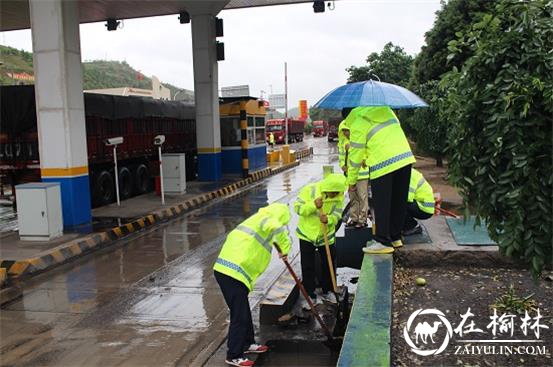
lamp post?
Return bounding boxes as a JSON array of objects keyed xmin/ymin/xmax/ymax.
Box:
[
  {"xmin": 154, "ymin": 135, "xmax": 166, "ymax": 205},
  {"xmin": 284, "ymin": 62, "xmax": 288, "ymax": 145},
  {"xmin": 104, "ymin": 137, "xmax": 124, "ymax": 206}
]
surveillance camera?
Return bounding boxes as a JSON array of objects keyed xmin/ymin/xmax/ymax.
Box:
[
  {"xmin": 105, "ymin": 19, "xmax": 120, "ymax": 31},
  {"xmin": 154, "ymin": 135, "xmax": 166, "ymax": 145},
  {"xmin": 104, "ymin": 137, "xmax": 124, "ymax": 146},
  {"xmin": 313, "ymin": 0, "xmax": 325, "ymax": 13},
  {"xmin": 179, "ymin": 11, "xmax": 190, "ymax": 24}
]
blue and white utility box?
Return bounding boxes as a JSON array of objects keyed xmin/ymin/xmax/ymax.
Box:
[{"xmin": 15, "ymin": 182, "xmax": 63, "ymax": 241}]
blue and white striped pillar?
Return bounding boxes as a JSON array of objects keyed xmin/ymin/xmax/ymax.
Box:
[
  {"xmin": 30, "ymin": 0, "xmax": 92, "ymax": 228},
  {"xmin": 191, "ymin": 13, "xmax": 222, "ymax": 181}
]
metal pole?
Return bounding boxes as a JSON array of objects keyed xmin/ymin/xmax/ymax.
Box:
[
  {"xmin": 284, "ymin": 62, "xmax": 288, "ymax": 145},
  {"xmin": 113, "ymin": 146, "xmax": 120, "ymax": 206},
  {"xmin": 158, "ymin": 146, "xmax": 165, "ymax": 205}
]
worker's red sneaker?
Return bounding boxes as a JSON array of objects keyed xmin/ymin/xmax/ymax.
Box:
[
  {"xmin": 244, "ymin": 343, "xmax": 269, "ymax": 354},
  {"xmin": 225, "ymin": 357, "xmax": 254, "ymax": 367}
]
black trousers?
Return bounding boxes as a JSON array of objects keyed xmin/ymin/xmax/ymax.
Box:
[
  {"xmin": 370, "ymin": 164, "xmax": 412, "ymax": 243},
  {"xmin": 214, "ymin": 271, "xmax": 255, "ymax": 360},
  {"xmin": 300, "ymin": 239, "xmax": 336, "ymax": 297},
  {"xmin": 404, "ymin": 201, "xmax": 433, "ymax": 230}
]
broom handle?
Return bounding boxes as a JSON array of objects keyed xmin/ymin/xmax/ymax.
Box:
[
  {"xmin": 320, "ymin": 208, "xmax": 338, "ymax": 293},
  {"xmin": 273, "ymin": 242, "xmax": 333, "ymax": 339}
]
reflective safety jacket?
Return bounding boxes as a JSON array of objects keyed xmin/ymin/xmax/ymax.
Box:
[
  {"xmin": 294, "ymin": 173, "xmax": 346, "ymax": 246},
  {"xmin": 269, "ymin": 132, "xmax": 275, "ymax": 144},
  {"xmin": 338, "ymin": 120, "xmax": 370, "ymax": 180},
  {"xmin": 345, "ymin": 106, "xmax": 415, "ymax": 185},
  {"xmin": 213, "ymin": 203, "xmax": 291, "ymax": 292},
  {"xmin": 338, "ymin": 120, "xmax": 350, "ymax": 169},
  {"xmin": 408, "ymin": 168, "xmax": 435, "ymax": 215}
]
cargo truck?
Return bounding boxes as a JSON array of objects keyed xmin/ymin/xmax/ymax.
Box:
[
  {"xmin": 312, "ymin": 120, "xmax": 328, "ymax": 137},
  {"xmin": 265, "ymin": 119, "xmax": 304, "ymax": 144}
]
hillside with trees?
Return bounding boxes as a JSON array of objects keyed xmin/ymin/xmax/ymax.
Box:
[{"xmin": 0, "ymin": 45, "xmax": 183, "ymax": 97}]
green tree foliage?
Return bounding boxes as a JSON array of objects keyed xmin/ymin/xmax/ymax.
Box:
[
  {"xmin": 403, "ymin": 0, "xmax": 495, "ymax": 166},
  {"xmin": 412, "ymin": 0, "xmax": 494, "ymax": 85},
  {"xmin": 346, "ymin": 42, "xmax": 413, "ymax": 87},
  {"xmin": 309, "ymin": 107, "xmax": 341, "ymax": 122},
  {"xmin": 445, "ymin": 0, "xmax": 552, "ymax": 277},
  {"xmin": 83, "ymin": 60, "xmax": 151, "ymax": 90},
  {"xmin": 0, "ymin": 45, "xmax": 184, "ymax": 97},
  {"xmin": 407, "ymin": 80, "xmax": 448, "ymax": 166},
  {"xmin": 0, "ymin": 45, "xmax": 34, "ymax": 85}
]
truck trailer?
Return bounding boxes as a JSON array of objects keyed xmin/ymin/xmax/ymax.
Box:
[
  {"xmin": 265, "ymin": 119, "xmax": 304, "ymax": 144},
  {"xmin": 0, "ymin": 85, "xmax": 197, "ymax": 207}
]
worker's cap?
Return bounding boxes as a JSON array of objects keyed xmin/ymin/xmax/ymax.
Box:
[
  {"xmin": 258, "ymin": 203, "xmax": 290, "ymax": 224},
  {"xmin": 320, "ymin": 173, "xmax": 347, "ymax": 193}
]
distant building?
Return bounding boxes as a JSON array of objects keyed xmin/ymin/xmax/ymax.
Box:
[
  {"xmin": 173, "ymin": 88, "xmax": 195, "ymax": 103},
  {"xmin": 85, "ymin": 76, "xmax": 171, "ymax": 100}
]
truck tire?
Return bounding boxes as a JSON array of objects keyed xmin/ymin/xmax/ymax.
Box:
[
  {"xmin": 93, "ymin": 170, "xmax": 114, "ymax": 206},
  {"xmin": 134, "ymin": 164, "xmax": 150, "ymax": 194},
  {"xmin": 118, "ymin": 167, "xmax": 132, "ymax": 199}
]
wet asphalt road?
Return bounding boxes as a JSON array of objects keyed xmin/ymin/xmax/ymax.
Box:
[{"xmin": 0, "ymin": 136, "xmax": 338, "ymax": 366}]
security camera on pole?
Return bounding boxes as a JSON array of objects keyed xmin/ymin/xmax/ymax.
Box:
[
  {"xmin": 104, "ymin": 137, "xmax": 124, "ymax": 206},
  {"xmin": 154, "ymin": 135, "xmax": 166, "ymax": 205}
]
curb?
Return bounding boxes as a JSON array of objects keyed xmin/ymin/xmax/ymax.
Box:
[
  {"xmin": 2, "ymin": 152, "xmax": 310, "ymax": 279},
  {"xmin": 338, "ymin": 254, "xmax": 393, "ymax": 367},
  {"xmin": 0, "ymin": 268, "xmax": 6, "ymax": 288},
  {"xmin": 0, "ymin": 285, "xmax": 22, "ymax": 306}
]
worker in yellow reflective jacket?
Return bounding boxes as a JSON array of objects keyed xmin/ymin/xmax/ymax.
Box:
[
  {"xmin": 294, "ymin": 173, "xmax": 346, "ymax": 308},
  {"xmin": 213, "ymin": 203, "xmax": 292, "ymax": 367},
  {"xmin": 403, "ymin": 168, "xmax": 435, "ymax": 236},
  {"xmin": 268, "ymin": 132, "xmax": 275, "ymax": 150},
  {"xmin": 345, "ymin": 106, "xmax": 415, "ymax": 254},
  {"xmin": 339, "ymin": 117, "xmax": 370, "ymax": 229}
]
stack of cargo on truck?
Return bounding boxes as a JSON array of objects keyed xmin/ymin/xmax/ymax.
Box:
[
  {"xmin": 0, "ymin": 85, "xmax": 197, "ymax": 207},
  {"xmin": 265, "ymin": 119, "xmax": 304, "ymax": 144}
]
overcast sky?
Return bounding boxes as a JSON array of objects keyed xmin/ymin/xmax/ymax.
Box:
[{"xmin": 1, "ymin": 0, "xmax": 441, "ymax": 109}]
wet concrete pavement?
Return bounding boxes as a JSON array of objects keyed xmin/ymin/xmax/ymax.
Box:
[{"xmin": 0, "ymin": 136, "xmax": 337, "ymax": 366}]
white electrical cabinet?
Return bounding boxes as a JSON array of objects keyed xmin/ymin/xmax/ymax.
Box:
[
  {"xmin": 15, "ymin": 182, "xmax": 63, "ymax": 241},
  {"xmin": 162, "ymin": 153, "xmax": 186, "ymax": 194}
]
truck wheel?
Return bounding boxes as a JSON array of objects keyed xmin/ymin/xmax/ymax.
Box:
[
  {"xmin": 93, "ymin": 170, "xmax": 114, "ymax": 206},
  {"xmin": 134, "ymin": 164, "xmax": 150, "ymax": 194},
  {"xmin": 118, "ymin": 167, "xmax": 132, "ymax": 199}
]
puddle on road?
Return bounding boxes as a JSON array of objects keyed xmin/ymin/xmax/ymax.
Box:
[{"xmin": 254, "ymin": 340, "xmax": 339, "ymax": 366}]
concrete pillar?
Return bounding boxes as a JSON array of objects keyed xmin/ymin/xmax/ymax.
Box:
[
  {"xmin": 191, "ymin": 13, "xmax": 222, "ymax": 181},
  {"xmin": 29, "ymin": 0, "xmax": 91, "ymax": 228}
]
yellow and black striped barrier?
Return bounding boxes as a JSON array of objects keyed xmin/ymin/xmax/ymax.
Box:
[
  {"xmin": 240, "ymin": 102, "xmax": 249, "ymax": 178},
  {"xmin": 1, "ymin": 152, "xmax": 313, "ymax": 279}
]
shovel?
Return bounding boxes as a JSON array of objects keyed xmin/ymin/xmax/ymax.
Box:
[
  {"xmin": 320, "ymin": 208, "xmax": 350, "ymax": 336},
  {"xmin": 273, "ymin": 243, "xmax": 343, "ymax": 351}
]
